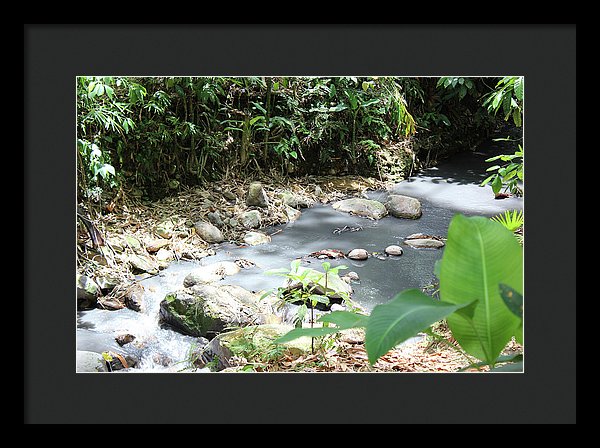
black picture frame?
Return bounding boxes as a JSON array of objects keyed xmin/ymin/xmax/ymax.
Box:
[{"xmin": 24, "ymin": 24, "xmax": 576, "ymax": 424}]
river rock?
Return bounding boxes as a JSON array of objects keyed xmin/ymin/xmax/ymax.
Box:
[
  {"xmin": 156, "ymin": 248, "xmax": 174, "ymax": 262},
  {"xmin": 76, "ymin": 350, "xmax": 108, "ymax": 372},
  {"xmin": 155, "ymin": 218, "xmax": 181, "ymax": 239},
  {"xmin": 246, "ymin": 182, "xmax": 269, "ymax": 207},
  {"xmin": 386, "ymin": 194, "xmax": 422, "ymax": 219},
  {"xmin": 106, "ymin": 236, "xmax": 125, "ymax": 253},
  {"xmin": 196, "ymin": 324, "xmax": 312, "ymax": 371},
  {"xmin": 183, "ymin": 261, "xmax": 241, "ymax": 286},
  {"xmin": 404, "ymin": 238, "xmax": 445, "ymax": 248},
  {"xmin": 385, "ymin": 245, "xmax": 404, "ymax": 256},
  {"xmin": 146, "ymin": 238, "xmax": 170, "ymax": 253},
  {"xmin": 123, "ymin": 282, "xmax": 146, "ymax": 312},
  {"xmin": 342, "ymin": 271, "xmax": 360, "ymax": 283},
  {"xmin": 207, "ymin": 211, "xmax": 224, "ymax": 228},
  {"xmin": 194, "ymin": 221, "xmax": 224, "ymax": 243},
  {"xmin": 97, "ymin": 294, "xmax": 125, "ymax": 310},
  {"xmin": 285, "ymin": 205, "xmax": 301, "ymax": 222},
  {"xmin": 95, "ymin": 276, "xmax": 119, "ymax": 294},
  {"xmin": 123, "ymin": 234, "xmax": 144, "ymax": 253},
  {"xmin": 77, "ymin": 274, "xmax": 99, "ymax": 310},
  {"xmin": 240, "ymin": 210, "xmax": 261, "ymax": 229},
  {"xmin": 280, "ymin": 191, "xmax": 311, "ymax": 209},
  {"xmin": 332, "ymin": 198, "xmax": 388, "ymax": 220},
  {"xmin": 128, "ymin": 254, "xmax": 159, "ymax": 275},
  {"xmin": 115, "ymin": 333, "xmax": 136, "ymax": 346},
  {"xmin": 223, "ymin": 190, "xmax": 237, "ymax": 201},
  {"xmin": 347, "ymin": 248, "xmax": 369, "ymax": 260},
  {"xmin": 243, "ymin": 231, "xmax": 271, "ymax": 246},
  {"xmin": 107, "ymin": 353, "xmax": 139, "ymax": 371},
  {"xmin": 158, "ymin": 284, "xmax": 280, "ymax": 339}
]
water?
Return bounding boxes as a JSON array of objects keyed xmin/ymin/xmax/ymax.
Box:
[{"xmin": 76, "ymin": 136, "xmax": 523, "ymax": 372}]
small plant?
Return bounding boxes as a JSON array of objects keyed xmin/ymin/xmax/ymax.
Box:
[
  {"xmin": 491, "ymin": 209, "xmax": 524, "ymax": 233},
  {"xmin": 263, "ymin": 259, "xmax": 348, "ymax": 353}
]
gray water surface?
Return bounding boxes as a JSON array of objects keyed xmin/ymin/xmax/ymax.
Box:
[{"xmin": 76, "ymin": 136, "xmax": 523, "ymax": 372}]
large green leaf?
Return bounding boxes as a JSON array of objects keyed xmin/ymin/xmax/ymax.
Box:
[
  {"xmin": 275, "ymin": 326, "xmax": 341, "ymax": 343},
  {"xmin": 364, "ymin": 289, "xmax": 474, "ymax": 364},
  {"xmin": 439, "ymin": 215, "xmax": 523, "ymax": 365},
  {"xmin": 319, "ymin": 310, "xmax": 369, "ymax": 328},
  {"xmin": 514, "ymin": 77, "xmax": 524, "ymax": 101},
  {"xmin": 499, "ymin": 283, "xmax": 523, "ymax": 318},
  {"xmin": 275, "ymin": 311, "xmax": 368, "ymax": 344}
]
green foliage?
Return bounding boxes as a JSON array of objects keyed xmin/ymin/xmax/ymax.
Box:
[
  {"xmin": 482, "ymin": 76, "xmax": 523, "ymax": 127},
  {"xmin": 437, "ymin": 77, "xmax": 477, "ymax": 101},
  {"xmin": 264, "ymin": 259, "xmax": 349, "ymax": 315},
  {"xmin": 481, "ymin": 143, "xmax": 524, "ymax": 196},
  {"xmin": 276, "ymin": 310, "xmax": 369, "ymax": 344},
  {"xmin": 76, "ymin": 76, "xmax": 513, "ymax": 201},
  {"xmin": 439, "ymin": 215, "xmax": 522, "ymax": 365},
  {"xmin": 277, "ymin": 214, "xmax": 524, "ymax": 370}
]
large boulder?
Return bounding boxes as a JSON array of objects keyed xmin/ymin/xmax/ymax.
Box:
[
  {"xmin": 386, "ymin": 194, "xmax": 422, "ymax": 219},
  {"xmin": 246, "ymin": 182, "xmax": 270, "ymax": 207},
  {"xmin": 194, "ymin": 221, "xmax": 224, "ymax": 243},
  {"xmin": 332, "ymin": 198, "xmax": 388, "ymax": 219},
  {"xmin": 77, "ymin": 274, "xmax": 99, "ymax": 310},
  {"xmin": 195, "ymin": 324, "xmax": 313, "ymax": 371},
  {"xmin": 183, "ymin": 261, "xmax": 241, "ymax": 287},
  {"xmin": 158, "ymin": 283, "xmax": 281, "ymax": 339}
]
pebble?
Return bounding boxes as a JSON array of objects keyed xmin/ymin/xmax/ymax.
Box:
[
  {"xmin": 347, "ymin": 248, "xmax": 368, "ymax": 260},
  {"xmin": 385, "ymin": 245, "xmax": 403, "ymax": 256}
]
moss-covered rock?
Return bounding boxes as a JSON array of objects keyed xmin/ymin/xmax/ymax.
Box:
[{"xmin": 158, "ymin": 284, "xmax": 281, "ymax": 339}]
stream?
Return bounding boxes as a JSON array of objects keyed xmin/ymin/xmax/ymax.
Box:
[{"xmin": 77, "ymin": 136, "xmax": 523, "ymax": 372}]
